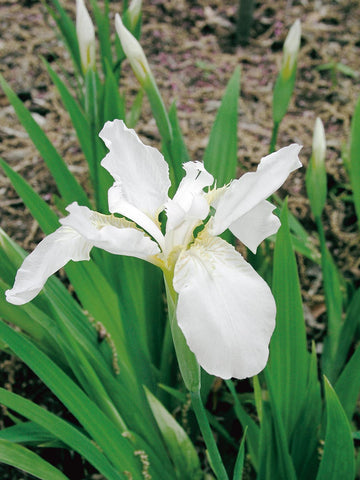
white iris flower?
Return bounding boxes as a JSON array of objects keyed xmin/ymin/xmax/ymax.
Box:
[{"xmin": 6, "ymin": 120, "xmax": 302, "ymax": 379}]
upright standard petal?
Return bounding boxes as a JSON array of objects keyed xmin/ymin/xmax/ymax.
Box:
[
  {"xmin": 173, "ymin": 235, "xmax": 276, "ymax": 379},
  {"xmin": 107, "ymin": 183, "xmax": 165, "ymax": 249},
  {"xmin": 6, "ymin": 226, "xmax": 92, "ymax": 305},
  {"xmin": 210, "ymin": 143, "xmax": 302, "ymax": 237},
  {"xmin": 166, "ymin": 161, "xmax": 213, "ymax": 231},
  {"xmin": 164, "ymin": 162, "xmax": 213, "ymax": 252},
  {"xmin": 60, "ymin": 202, "xmax": 160, "ymax": 260},
  {"xmin": 99, "ymin": 119, "xmax": 170, "ymax": 221}
]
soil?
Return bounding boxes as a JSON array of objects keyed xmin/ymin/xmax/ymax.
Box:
[{"xmin": 0, "ymin": 0, "xmax": 360, "ymax": 478}]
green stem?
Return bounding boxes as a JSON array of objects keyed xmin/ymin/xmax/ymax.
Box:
[
  {"xmin": 85, "ymin": 70, "xmax": 100, "ymax": 208},
  {"xmin": 163, "ymin": 272, "xmax": 200, "ymax": 392},
  {"xmin": 269, "ymin": 120, "xmax": 280, "ymax": 153},
  {"xmin": 144, "ymin": 74, "xmax": 173, "ymax": 149},
  {"xmin": 191, "ymin": 390, "xmax": 229, "ymax": 480}
]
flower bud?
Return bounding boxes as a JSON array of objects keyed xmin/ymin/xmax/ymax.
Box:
[
  {"xmin": 312, "ymin": 117, "xmax": 326, "ymax": 167},
  {"xmin": 127, "ymin": 0, "xmax": 142, "ymax": 32},
  {"xmin": 282, "ymin": 19, "xmax": 301, "ymax": 80},
  {"xmin": 306, "ymin": 117, "xmax": 327, "ymax": 218},
  {"xmin": 76, "ymin": 0, "xmax": 96, "ymax": 73},
  {"xmin": 115, "ymin": 13, "xmax": 150, "ymax": 84}
]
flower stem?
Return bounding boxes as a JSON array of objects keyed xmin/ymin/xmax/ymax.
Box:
[
  {"xmin": 269, "ymin": 120, "xmax": 280, "ymax": 153},
  {"xmin": 163, "ymin": 271, "xmax": 200, "ymax": 392},
  {"xmin": 190, "ymin": 390, "xmax": 229, "ymax": 480}
]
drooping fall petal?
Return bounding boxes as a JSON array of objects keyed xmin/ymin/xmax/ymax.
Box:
[
  {"xmin": 209, "ymin": 143, "xmax": 302, "ymax": 237},
  {"xmin": 228, "ymin": 200, "xmax": 280, "ymax": 253},
  {"xmin": 60, "ymin": 202, "xmax": 160, "ymax": 260},
  {"xmin": 173, "ymin": 235, "xmax": 276, "ymax": 379},
  {"xmin": 6, "ymin": 226, "xmax": 92, "ymax": 305}
]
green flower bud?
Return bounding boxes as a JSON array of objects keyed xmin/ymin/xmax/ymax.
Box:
[{"xmin": 282, "ymin": 19, "xmax": 301, "ymax": 81}]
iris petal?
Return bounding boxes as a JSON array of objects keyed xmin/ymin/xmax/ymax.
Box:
[
  {"xmin": 210, "ymin": 144, "xmax": 302, "ymax": 236},
  {"xmin": 6, "ymin": 226, "xmax": 92, "ymax": 305},
  {"xmin": 107, "ymin": 183, "xmax": 165, "ymax": 249},
  {"xmin": 99, "ymin": 119, "xmax": 170, "ymax": 220},
  {"xmin": 61, "ymin": 202, "xmax": 160, "ymax": 259},
  {"xmin": 173, "ymin": 235, "xmax": 276, "ymax": 379},
  {"xmin": 229, "ymin": 200, "xmax": 280, "ymax": 253},
  {"xmin": 165, "ymin": 162, "xmax": 213, "ymax": 252}
]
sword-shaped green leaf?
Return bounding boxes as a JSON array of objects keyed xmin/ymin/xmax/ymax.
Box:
[{"xmin": 204, "ymin": 67, "xmax": 240, "ymax": 187}]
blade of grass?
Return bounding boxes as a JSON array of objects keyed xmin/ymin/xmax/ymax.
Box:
[
  {"xmin": 42, "ymin": 59, "xmax": 95, "ymax": 172},
  {"xmin": 289, "ymin": 344, "xmax": 322, "ymax": 480},
  {"xmin": 262, "ymin": 370, "xmax": 297, "ymax": 480},
  {"xmin": 267, "ymin": 200, "xmax": 308, "ymax": 437},
  {"xmin": 168, "ymin": 102, "xmax": 191, "ymax": 165},
  {"xmin": 0, "ymin": 388, "xmax": 125, "ymax": 480},
  {"xmin": 0, "ymin": 157, "xmax": 59, "ymax": 234},
  {"xmin": 0, "ymin": 439, "xmax": 69, "ymax": 480},
  {"xmin": 318, "ymin": 228, "xmax": 343, "ymax": 382},
  {"xmin": 225, "ymin": 380, "xmax": 259, "ymax": 472},
  {"xmin": 332, "ymin": 286, "xmax": 360, "ymax": 380},
  {"xmin": 233, "ymin": 428, "xmax": 247, "ymax": 480},
  {"xmin": 203, "ymin": 66, "xmax": 240, "ymax": 187},
  {"xmin": 335, "ymin": 345, "xmax": 360, "ymax": 421},
  {"xmin": 43, "ymin": 0, "xmax": 81, "ymax": 75},
  {"xmin": 349, "ymin": 95, "xmax": 360, "ymax": 225},
  {"xmin": 0, "ymin": 321, "xmax": 146, "ymax": 478},
  {"xmin": 88, "ymin": 0, "xmax": 112, "ymax": 74},
  {"xmin": 0, "ymin": 422, "xmax": 61, "ymax": 446},
  {"xmin": 103, "ymin": 60, "xmax": 126, "ymax": 123},
  {"xmin": 316, "ymin": 377, "xmax": 355, "ymax": 480},
  {"xmin": 145, "ymin": 387, "xmax": 202, "ymax": 480}
]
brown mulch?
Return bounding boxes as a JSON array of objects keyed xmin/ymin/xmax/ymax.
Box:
[{"xmin": 0, "ymin": 0, "xmax": 360, "ymax": 478}]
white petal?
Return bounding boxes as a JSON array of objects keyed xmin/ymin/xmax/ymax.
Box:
[
  {"xmin": 99, "ymin": 119, "xmax": 170, "ymax": 220},
  {"xmin": 229, "ymin": 200, "xmax": 280, "ymax": 253},
  {"xmin": 173, "ymin": 235, "xmax": 276, "ymax": 379},
  {"xmin": 166, "ymin": 161, "xmax": 213, "ymax": 231},
  {"xmin": 76, "ymin": 0, "xmax": 96, "ymax": 72},
  {"xmin": 210, "ymin": 144, "xmax": 302, "ymax": 236},
  {"xmin": 164, "ymin": 162, "xmax": 213, "ymax": 253},
  {"xmin": 60, "ymin": 202, "xmax": 160, "ymax": 260},
  {"xmin": 108, "ymin": 183, "xmax": 165, "ymax": 249},
  {"xmin": 6, "ymin": 226, "xmax": 92, "ymax": 305}
]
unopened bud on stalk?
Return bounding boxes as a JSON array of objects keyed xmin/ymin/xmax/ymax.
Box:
[
  {"xmin": 306, "ymin": 117, "xmax": 327, "ymax": 218},
  {"xmin": 76, "ymin": 0, "xmax": 96, "ymax": 73},
  {"xmin": 127, "ymin": 0, "xmax": 142, "ymax": 32},
  {"xmin": 312, "ymin": 117, "xmax": 326, "ymax": 166},
  {"xmin": 115, "ymin": 13, "xmax": 151, "ymax": 84},
  {"xmin": 282, "ymin": 19, "xmax": 301, "ymax": 80},
  {"xmin": 272, "ymin": 19, "xmax": 301, "ymax": 126}
]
